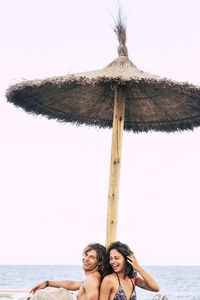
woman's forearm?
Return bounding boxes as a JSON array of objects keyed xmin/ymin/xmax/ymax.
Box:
[
  {"xmin": 127, "ymin": 254, "xmax": 160, "ymax": 292},
  {"xmin": 136, "ymin": 267, "xmax": 160, "ymax": 292}
]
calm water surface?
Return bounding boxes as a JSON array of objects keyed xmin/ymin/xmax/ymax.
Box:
[{"xmin": 0, "ymin": 265, "xmax": 200, "ymax": 300}]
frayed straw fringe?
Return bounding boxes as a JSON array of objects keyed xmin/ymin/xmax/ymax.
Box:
[{"xmin": 5, "ymin": 7, "xmax": 200, "ymax": 133}]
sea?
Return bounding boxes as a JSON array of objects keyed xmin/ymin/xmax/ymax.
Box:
[{"xmin": 0, "ymin": 265, "xmax": 200, "ymax": 300}]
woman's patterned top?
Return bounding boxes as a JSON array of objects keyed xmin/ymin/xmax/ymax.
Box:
[{"xmin": 113, "ymin": 273, "xmax": 136, "ymax": 300}]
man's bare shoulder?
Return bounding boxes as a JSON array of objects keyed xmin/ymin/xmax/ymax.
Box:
[{"xmin": 84, "ymin": 272, "xmax": 101, "ymax": 286}]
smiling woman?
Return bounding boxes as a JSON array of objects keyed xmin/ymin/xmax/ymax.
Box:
[{"xmin": 100, "ymin": 241, "xmax": 160, "ymax": 300}]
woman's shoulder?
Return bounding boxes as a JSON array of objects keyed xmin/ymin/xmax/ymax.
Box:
[{"xmin": 102, "ymin": 273, "xmax": 117, "ymax": 284}]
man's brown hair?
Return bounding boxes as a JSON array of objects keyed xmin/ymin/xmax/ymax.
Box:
[{"xmin": 83, "ymin": 243, "xmax": 106, "ymax": 276}]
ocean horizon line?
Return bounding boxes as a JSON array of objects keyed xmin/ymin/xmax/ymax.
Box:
[{"xmin": 1, "ymin": 264, "xmax": 200, "ymax": 267}]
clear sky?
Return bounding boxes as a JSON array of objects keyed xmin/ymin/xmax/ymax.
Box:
[{"xmin": 0, "ymin": 0, "xmax": 200, "ymax": 266}]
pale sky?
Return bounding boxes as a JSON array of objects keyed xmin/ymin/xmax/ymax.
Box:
[{"xmin": 0, "ymin": 0, "xmax": 200, "ymax": 266}]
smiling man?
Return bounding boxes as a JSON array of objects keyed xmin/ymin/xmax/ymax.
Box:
[{"xmin": 30, "ymin": 243, "xmax": 106, "ymax": 300}]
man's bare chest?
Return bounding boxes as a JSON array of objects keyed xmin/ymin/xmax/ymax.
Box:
[{"xmin": 77, "ymin": 284, "xmax": 86, "ymax": 300}]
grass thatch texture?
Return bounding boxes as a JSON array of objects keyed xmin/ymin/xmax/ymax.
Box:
[{"xmin": 6, "ymin": 56, "xmax": 200, "ymax": 133}]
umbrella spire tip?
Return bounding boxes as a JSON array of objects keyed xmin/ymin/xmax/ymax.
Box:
[{"xmin": 114, "ymin": 3, "xmax": 128, "ymax": 57}]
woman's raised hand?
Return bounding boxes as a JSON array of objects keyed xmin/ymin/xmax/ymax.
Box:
[{"xmin": 127, "ymin": 254, "xmax": 140, "ymax": 271}]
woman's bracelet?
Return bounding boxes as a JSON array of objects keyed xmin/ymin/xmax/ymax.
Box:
[{"xmin": 45, "ymin": 280, "xmax": 49, "ymax": 287}]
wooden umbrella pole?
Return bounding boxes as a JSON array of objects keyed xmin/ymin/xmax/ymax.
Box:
[{"xmin": 106, "ymin": 85, "xmax": 126, "ymax": 248}]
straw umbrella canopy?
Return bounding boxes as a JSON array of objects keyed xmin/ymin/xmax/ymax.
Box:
[{"xmin": 6, "ymin": 16, "xmax": 200, "ymax": 247}]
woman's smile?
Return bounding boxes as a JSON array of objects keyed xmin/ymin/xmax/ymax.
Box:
[{"xmin": 110, "ymin": 249, "xmax": 125, "ymax": 273}]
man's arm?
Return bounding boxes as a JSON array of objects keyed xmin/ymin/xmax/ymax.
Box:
[
  {"xmin": 30, "ymin": 280, "xmax": 82, "ymax": 294},
  {"xmin": 83, "ymin": 274, "xmax": 100, "ymax": 300}
]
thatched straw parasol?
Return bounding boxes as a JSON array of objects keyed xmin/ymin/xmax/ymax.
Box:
[{"xmin": 6, "ymin": 11, "xmax": 200, "ymax": 247}]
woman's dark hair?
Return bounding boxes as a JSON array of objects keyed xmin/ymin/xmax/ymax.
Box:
[
  {"xmin": 105, "ymin": 241, "xmax": 137, "ymax": 278},
  {"xmin": 83, "ymin": 243, "xmax": 106, "ymax": 277}
]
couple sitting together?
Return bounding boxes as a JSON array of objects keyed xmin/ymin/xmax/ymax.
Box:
[{"xmin": 30, "ymin": 241, "xmax": 163, "ymax": 300}]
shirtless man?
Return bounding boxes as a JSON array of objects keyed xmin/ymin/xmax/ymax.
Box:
[{"xmin": 30, "ymin": 243, "xmax": 106, "ymax": 300}]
